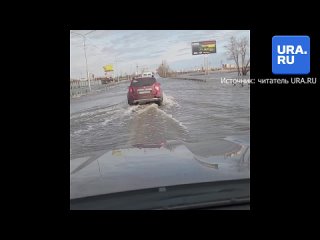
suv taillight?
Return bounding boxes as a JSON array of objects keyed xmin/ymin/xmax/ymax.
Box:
[
  {"xmin": 154, "ymin": 85, "xmax": 160, "ymax": 91},
  {"xmin": 129, "ymin": 87, "xmax": 133, "ymax": 93}
]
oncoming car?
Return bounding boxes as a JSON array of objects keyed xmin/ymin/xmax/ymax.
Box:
[{"xmin": 127, "ymin": 77, "xmax": 163, "ymax": 106}]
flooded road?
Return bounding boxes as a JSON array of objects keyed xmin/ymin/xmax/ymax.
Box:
[{"xmin": 70, "ymin": 72, "xmax": 250, "ymax": 162}]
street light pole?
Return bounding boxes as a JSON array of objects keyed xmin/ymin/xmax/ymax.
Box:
[
  {"xmin": 83, "ymin": 37, "xmax": 91, "ymax": 91},
  {"xmin": 71, "ymin": 30, "xmax": 96, "ymax": 92},
  {"xmin": 115, "ymin": 56, "xmax": 118, "ymax": 82}
]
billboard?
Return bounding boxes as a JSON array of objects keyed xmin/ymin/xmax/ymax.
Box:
[
  {"xmin": 103, "ymin": 64, "xmax": 113, "ymax": 72},
  {"xmin": 192, "ymin": 40, "xmax": 216, "ymax": 55}
]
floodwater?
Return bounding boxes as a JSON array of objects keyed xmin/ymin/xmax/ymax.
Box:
[{"xmin": 70, "ymin": 72, "xmax": 250, "ymax": 163}]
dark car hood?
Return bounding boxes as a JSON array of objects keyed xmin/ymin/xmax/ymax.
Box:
[{"xmin": 70, "ymin": 138, "xmax": 250, "ymax": 199}]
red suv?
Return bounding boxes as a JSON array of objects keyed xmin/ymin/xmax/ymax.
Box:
[{"xmin": 127, "ymin": 77, "xmax": 163, "ymax": 105}]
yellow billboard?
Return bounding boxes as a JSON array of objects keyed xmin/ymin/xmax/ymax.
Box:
[{"xmin": 103, "ymin": 64, "xmax": 113, "ymax": 72}]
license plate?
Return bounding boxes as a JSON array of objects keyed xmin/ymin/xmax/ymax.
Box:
[{"xmin": 138, "ymin": 90, "xmax": 150, "ymax": 94}]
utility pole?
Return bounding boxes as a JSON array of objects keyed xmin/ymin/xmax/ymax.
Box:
[
  {"xmin": 204, "ymin": 54, "xmax": 208, "ymax": 75},
  {"xmin": 206, "ymin": 54, "xmax": 208, "ymax": 75},
  {"xmin": 115, "ymin": 56, "xmax": 117, "ymax": 82},
  {"xmin": 83, "ymin": 37, "xmax": 90, "ymax": 86},
  {"xmin": 161, "ymin": 61, "xmax": 164, "ymax": 77}
]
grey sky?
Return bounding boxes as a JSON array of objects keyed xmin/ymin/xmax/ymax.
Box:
[{"xmin": 70, "ymin": 30, "xmax": 250, "ymax": 79}]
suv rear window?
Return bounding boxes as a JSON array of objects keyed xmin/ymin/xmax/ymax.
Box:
[{"xmin": 131, "ymin": 78, "xmax": 156, "ymax": 87}]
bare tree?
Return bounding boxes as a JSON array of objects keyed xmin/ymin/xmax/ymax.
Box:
[
  {"xmin": 157, "ymin": 60, "xmax": 171, "ymax": 77},
  {"xmin": 239, "ymin": 37, "xmax": 250, "ymax": 76},
  {"xmin": 225, "ymin": 36, "xmax": 240, "ymax": 75},
  {"xmin": 225, "ymin": 36, "xmax": 250, "ymax": 76}
]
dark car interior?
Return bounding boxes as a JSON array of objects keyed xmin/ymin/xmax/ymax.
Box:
[{"xmin": 70, "ymin": 178, "xmax": 250, "ymax": 210}]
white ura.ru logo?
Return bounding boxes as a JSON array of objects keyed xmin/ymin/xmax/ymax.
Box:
[{"xmin": 277, "ymin": 45, "xmax": 308, "ymax": 64}]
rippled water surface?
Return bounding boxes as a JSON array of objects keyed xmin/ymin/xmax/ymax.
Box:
[{"xmin": 70, "ymin": 72, "xmax": 250, "ymax": 160}]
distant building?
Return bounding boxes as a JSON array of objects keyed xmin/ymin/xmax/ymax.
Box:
[{"xmin": 222, "ymin": 64, "xmax": 236, "ymax": 69}]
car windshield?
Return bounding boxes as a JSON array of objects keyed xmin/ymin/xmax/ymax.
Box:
[
  {"xmin": 70, "ymin": 30, "xmax": 250, "ymax": 210},
  {"xmin": 131, "ymin": 78, "xmax": 156, "ymax": 87}
]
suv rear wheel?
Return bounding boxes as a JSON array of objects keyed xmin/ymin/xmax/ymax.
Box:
[{"xmin": 157, "ymin": 98, "xmax": 163, "ymax": 106}]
